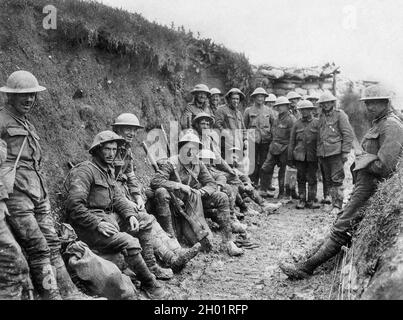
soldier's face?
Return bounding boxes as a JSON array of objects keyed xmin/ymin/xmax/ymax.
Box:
[
  {"xmin": 307, "ymin": 98, "xmax": 318, "ymax": 107},
  {"xmin": 320, "ymin": 101, "xmax": 335, "ymax": 112},
  {"xmin": 289, "ymin": 98, "xmax": 301, "ymax": 107},
  {"xmin": 276, "ymin": 104, "xmax": 289, "ymax": 114},
  {"xmin": 229, "ymin": 94, "xmax": 240, "ymax": 108},
  {"xmin": 99, "ymin": 142, "xmax": 118, "ymax": 165},
  {"xmin": 364, "ymin": 100, "xmax": 388, "ymax": 120},
  {"xmin": 195, "ymin": 92, "xmax": 208, "ymax": 104},
  {"xmin": 8, "ymin": 92, "xmax": 36, "ymax": 116},
  {"xmin": 300, "ymin": 108, "xmax": 313, "ymax": 118},
  {"xmin": 211, "ymin": 94, "xmax": 220, "ymax": 106},
  {"xmin": 255, "ymin": 94, "xmax": 265, "ymax": 105},
  {"xmin": 179, "ymin": 142, "xmax": 199, "ymax": 164},
  {"xmin": 115, "ymin": 126, "xmax": 137, "ymax": 143}
]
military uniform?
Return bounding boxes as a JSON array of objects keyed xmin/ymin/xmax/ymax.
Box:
[
  {"xmin": 260, "ymin": 111, "xmax": 296, "ymax": 195},
  {"xmin": 180, "ymin": 102, "xmax": 213, "ymax": 129},
  {"xmin": 288, "ymin": 116, "xmax": 319, "ymax": 204},
  {"xmin": 0, "ymin": 107, "xmax": 64, "ymax": 297},
  {"xmin": 331, "ymin": 111, "xmax": 403, "ymax": 244},
  {"xmin": 150, "ymin": 155, "xmax": 233, "ymax": 243},
  {"xmin": 317, "ymin": 109, "xmax": 354, "ymax": 208},
  {"xmin": 243, "ymin": 104, "xmax": 276, "ymax": 186},
  {"xmin": 215, "ymin": 105, "xmax": 247, "ymax": 161},
  {"xmin": 0, "ymin": 139, "xmax": 29, "ymax": 300}
]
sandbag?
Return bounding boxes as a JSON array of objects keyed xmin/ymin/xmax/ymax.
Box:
[{"xmin": 65, "ymin": 241, "xmax": 138, "ymax": 300}]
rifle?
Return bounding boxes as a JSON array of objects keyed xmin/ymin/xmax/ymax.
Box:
[
  {"xmin": 160, "ymin": 124, "xmax": 170, "ymax": 157},
  {"xmin": 141, "ymin": 142, "xmax": 209, "ymax": 243}
]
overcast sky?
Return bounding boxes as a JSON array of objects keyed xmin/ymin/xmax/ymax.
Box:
[{"xmin": 96, "ymin": 0, "xmax": 403, "ymax": 98}]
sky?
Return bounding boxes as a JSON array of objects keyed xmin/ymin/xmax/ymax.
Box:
[{"xmin": 96, "ymin": 0, "xmax": 403, "ymax": 99}]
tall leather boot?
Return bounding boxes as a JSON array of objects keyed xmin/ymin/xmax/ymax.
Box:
[
  {"xmin": 31, "ymin": 264, "xmax": 62, "ymax": 300},
  {"xmin": 138, "ymin": 229, "xmax": 173, "ymax": 280},
  {"xmin": 279, "ymin": 238, "xmax": 342, "ymax": 280},
  {"xmin": 216, "ymin": 211, "xmax": 243, "ymax": 257},
  {"xmin": 126, "ymin": 253, "xmax": 166, "ymax": 299},
  {"xmin": 155, "ymin": 193, "xmax": 176, "ymax": 238},
  {"xmin": 307, "ymin": 184, "xmax": 320, "ymax": 209}
]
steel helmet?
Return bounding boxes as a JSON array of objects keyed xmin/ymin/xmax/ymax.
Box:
[
  {"xmin": 273, "ymin": 96, "xmax": 290, "ymax": 107},
  {"xmin": 0, "ymin": 70, "xmax": 46, "ymax": 93},
  {"xmin": 286, "ymin": 91, "xmax": 302, "ymax": 100},
  {"xmin": 192, "ymin": 112, "xmax": 215, "ymax": 126},
  {"xmin": 360, "ymin": 85, "xmax": 391, "ymax": 101},
  {"xmin": 178, "ymin": 129, "xmax": 202, "ymax": 149},
  {"xmin": 112, "ymin": 113, "xmax": 144, "ymax": 128},
  {"xmin": 225, "ymin": 88, "xmax": 246, "ymax": 101},
  {"xmin": 210, "ymin": 88, "xmax": 222, "ymax": 96},
  {"xmin": 191, "ymin": 84, "xmax": 211, "ymax": 95},
  {"xmin": 198, "ymin": 149, "xmax": 216, "ymax": 160},
  {"xmin": 296, "ymin": 100, "xmax": 315, "ymax": 109},
  {"xmin": 265, "ymin": 93, "xmax": 277, "ymax": 103},
  {"xmin": 318, "ymin": 91, "xmax": 337, "ymax": 104},
  {"xmin": 306, "ymin": 93, "xmax": 319, "ymax": 101},
  {"xmin": 89, "ymin": 130, "xmax": 126, "ymax": 154},
  {"xmin": 251, "ymin": 87, "xmax": 269, "ymax": 98}
]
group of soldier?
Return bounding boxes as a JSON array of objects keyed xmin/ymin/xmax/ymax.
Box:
[{"xmin": 1, "ymin": 69, "xmax": 403, "ymax": 300}]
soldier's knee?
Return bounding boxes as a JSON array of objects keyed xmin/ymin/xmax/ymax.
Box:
[{"xmin": 214, "ymin": 191, "xmax": 229, "ymax": 207}]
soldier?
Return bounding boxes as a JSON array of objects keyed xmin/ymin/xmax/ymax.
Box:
[
  {"xmin": 0, "ymin": 70, "xmax": 90, "ymax": 300},
  {"xmin": 280, "ymin": 85, "xmax": 403, "ymax": 279},
  {"xmin": 209, "ymin": 88, "xmax": 223, "ymax": 122},
  {"xmin": 306, "ymin": 93, "xmax": 320, "ymax": 118},
  {"xmin": 64, "ymin": 131, "xmax": 166, "ymax": 299},
  {"xmin": 287, "ymin": 91, "xmax": 302, "ymax": 119},
  {"xmin": 243, "ymin": 87, "xmax": 276, "ymax": 189},
  {"xmin": 215, "ymin": 88, "xmax": 248, "ymax": 163},
  {"xmin": 288, "ymin": 100, "xmax": 320, "ymax": 209},
  {"xmin": 265, "ymin": 93, "xmax": 277, "ymax": 111},
  {"xmin": 180, "ymin": 84, "xmax": 212, "ymax": 129},
  {"xmin": 0, "ymin": 139, "xmax": 29, "ymax": 300},
  {"xmin": 111, "ymin": 113, "xmax": 200, "ymax": 274},
  {"xmin": 150, "ymin": 131, "xmax": 244, "ymax": 256},
  {"xmin": 260, "ymin": 97, "xmax": 296, "ymax": 199},
  {"xmin": 316, "ymin": 92, "xmax": 354, "ymax": 214}
]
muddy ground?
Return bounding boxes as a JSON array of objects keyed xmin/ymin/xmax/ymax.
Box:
[{"xmin": 164, "ymin": 159, "xmax": 355, "ymax": 300}]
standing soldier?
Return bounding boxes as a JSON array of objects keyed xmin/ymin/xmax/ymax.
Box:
[
  {"xmin": 150, "ymin": 131, "xmax": 244, "ymax": 256},
  {"xmin": 243, "ymin": 87, "xmax": 276, "ymax": 189},
  {"xmin": 0, "ymin": 70, "xmax": 90, "ymax": 300},
  {"xmin": 260, "ymin": 97, "xmax": 296, "ymax": 199},
  {"xmin": 209, "ymin": 88, "xmax": 223, "ymax": 123},
  {"xmin": 64, "ymin": 131, "xmax": 166, "ymax": 299},
  {"xmin": 112, "ymin": 113, "xmax": 200, "ymax": 275},
  {"xmin": 216, "ymin": 88, "xmax": 248, "ymax": 164},
  {"xmin": 288, "ymin": 100, "xmax": 320, "ymax": 209},
  {"xmin": 280, "ymin": 85, "xmax": 403, "ymax": 279},
  {"xmin": 265, "ymin": 93, "xmax": 277, "ymax": 111},
  {"xmin": 317, "ymin": 92, "xmax": 354, "ymax": 214},
  {"xmin": 180, "ymin": 84, "xmax": 212, "ymax": 129},
  {"xmin": 0, "ymin": 139, "xmax": 29, "ymax": 300},
  {"xmin": 306, "ymin": 93, "xmax": 320, "ymax": 118},
  {"xmin": 287, "ymin": 91, "xmax": 302, "ymax": 119}
]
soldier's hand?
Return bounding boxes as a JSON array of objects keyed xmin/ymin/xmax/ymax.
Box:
[
  {"xmin": 129, "ymin": 216, "xmax": 139, "ymax": 233},
  {"xmin": 0, "ymin": 201, "xmax": 9, "ymax": 217},
  {"xmin": 134, "ymin": 195, "xmax": 145, "ymax": 211},
  {"xmin": 97, "ymin": 221, "xmax": 118, "ymax": 237},
  {"xmin": 180, "ymin": 184, "xmax": 191, "ymax": 196}
]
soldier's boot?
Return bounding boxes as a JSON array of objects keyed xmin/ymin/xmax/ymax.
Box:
[
  {"xmin": 155, "ymin": 192, "xmax": 176, "ymax": 238},
  {"xmin": 307, "ymin": 184, "xmax": 320, "ymax": 209},
  {"xmin": 279, "ymin": 238, "xmax": 342, "ymax": 280},
  {"xmin": 138, "ymin": 230, "xmax": 173, "ymax": 280},
  {"xmin": 252, "ymin": 190, "xmax": 265, "ymax": 206},
  {"xmin": 54, "ymin": 260, "xmax": 100, "ymax": 300},
  {"xmin": 31, "ymin": 264, "xmax": 62, "ymax": 300},
  {"xmin": 169, "ymin": 243, "xmax": 201, "ymax": 273},
  {"xmin": 277, "ymin": 177, "xmax": 286, "ymax": 199},
  {"xmin": 296, "ymin": 185, "xmax": 306, "ymax": 209},
  {"xmin": 264, "ymin": 172, "xmax": 275, "ymax": 191},
  {"xmin": 258, "ymin": 190, "xmax": 275, "ymax": 198},
  {"xmin": 126, "ymin": 253, "xmax": 166, "ymax": 299},
  {"xmin": 218, "ymin": 215, "xmax": 243, "ymax": 257}
]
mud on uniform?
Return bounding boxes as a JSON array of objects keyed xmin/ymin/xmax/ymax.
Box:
[
  {"xmin": 0, "ymin": 138, "xmax": 29, "ymax": 299},
  {"xmin": 0, "ymin": 107, "xmax": 64, "ymax": 292},
  {"xmin": 330, "ymin": 111, "xmax": 403, "ymax": 245},
  {"xmin": 288, "ymin": 116, "xmax": 319, "ymax": 202},
  {"xmin": 317, "ymin": 109, "xmax": 354, "ymax": 208},
  {"xmin": 243, "ymin": 104, "xmax": 276, "ymax": 186},
  {"xmin": 260, "ymin": 111, "xmax": 296, "ymax": 194}
]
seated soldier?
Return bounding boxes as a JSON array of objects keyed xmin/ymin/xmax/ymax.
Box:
[
  {"xmin": 150, "ymin": 130, "xmax": 244, "ymax": 256},
  {"xmin": 64, "ymin": 131, "xmax": 165, "ymax": 299},
  {"xmin": 111, "ymin": 113, "xmax": 201, "ymax": 273}
]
